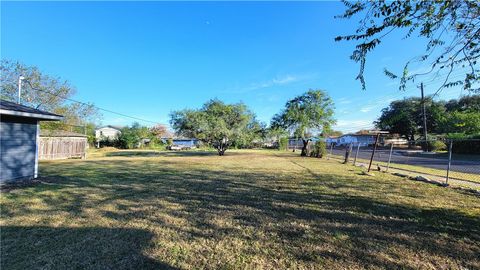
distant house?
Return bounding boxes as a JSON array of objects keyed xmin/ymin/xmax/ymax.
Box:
[
  {"xmin": 39, "ymin": 130, "xmax": 88, "ymax": 160},
  {"xmin": 336, "ymin": 134, "xmax": 376, "ymax": 147},
  {"xmin": 325, "ymin": 136, "xmax": 339, "ymax": 146},
  {"xmin": 382, "ymin": 138, "xmax": 408, "ymax": 146},
  {"xmin": 162, "ymin": 137, "xmax": 199, "ymax": 150},
  {"xmin": 0, "ymin": 100, "xmax": 63, "ymax": 182},
  {"xmin": 95, "ymin": 125, "xmax": 122, "ymax": 141}
]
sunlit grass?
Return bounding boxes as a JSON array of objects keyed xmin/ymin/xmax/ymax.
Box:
[{"xmin": 1, "ymin": 149, "xmax": 479, "ymax": 269}]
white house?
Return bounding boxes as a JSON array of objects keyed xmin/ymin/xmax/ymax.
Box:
[
  {"xmin": 383, "ymin": 138, "xmax": 408, "ymax": 146},
  {"xmin": 336, "ymin": 134, "xmax": 376, "ymax": 147},
  {"xmin": 325, "ymin": 136, "xmax": 339, "ymax": 146},
  {"xmin": 95, "ymin": 125, "xmax": 122, "ymax": 141}
]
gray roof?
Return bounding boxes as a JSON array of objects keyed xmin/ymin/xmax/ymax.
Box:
[
  {"xmin": 96, "ymin": 125, "xmax": 123, "ymax": 131},
  {"xmin": 340, "ymin": 134, "xmax": 375, "ymax": 137},
  {"xmin": 40, "ymin": 130, "xmax": 87, "ymax": 138},
  {"xmin": 0, "ymin": 99, "xmax": 63, "ymax": 121}
]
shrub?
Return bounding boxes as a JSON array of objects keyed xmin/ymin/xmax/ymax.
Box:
[
  {"xmin": 310, "ymin": 140, "xmax": 327, "ymax": 158},
  {"xmin": 446, "ymin": 133, "xmax": 480, "ymax": 154},
  {"xmin": 429, "ymin": 140, "xmax": 447, "ymax": 152},
  {"xmin": 416, "ymin": 135, "xmax": 446, "ymax": 152},
  {"xmin": 147, "ymin": 137, "xmax": 165, "ymax": 150},
  {"xmin": 98, "ymin": 137, "xmax": 117, "ymax": 148},
  {"xmin": 278, "ymin": 137, "xmax": 288, "ymax": 151}
]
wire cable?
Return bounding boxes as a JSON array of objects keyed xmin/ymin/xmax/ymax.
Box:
[{"xmin": 24, "ymin": 80, "xmax": 168, "ymax": 126}]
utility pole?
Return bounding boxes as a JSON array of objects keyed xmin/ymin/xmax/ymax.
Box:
[
  {"xmin": 18, "ymin": 76, "xmax": 25, "ymax": 104},
  {"xmin": 420, "ymin": 82, "xmax": 428, "ymax": 152}
]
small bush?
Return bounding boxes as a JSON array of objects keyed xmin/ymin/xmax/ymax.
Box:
[
  {"xmin": 278, "ymin": 137, "xmax": 288, "ymax": 151},
  {"xmin": 98, "ymin": 137, "xmax": 118, "ymax": 148},
  {"xmin": 310, "ymin": 141, "xmax": 327, "ymax": 158},
  {"xmin": 428, "ymin": 140, "xmax": 447, "ymax": 152},
  {"xmin": 416, "ymin": 135, "xmax": 446, "ymax": 152}
]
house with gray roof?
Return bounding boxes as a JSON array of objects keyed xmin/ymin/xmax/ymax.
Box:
[{"xmin": 0, "ymin": 99, "xmax": 63, "ymax": 182}]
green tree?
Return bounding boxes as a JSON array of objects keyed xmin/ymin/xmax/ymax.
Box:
[
  {"xmin": 272, "ymin": 90, "xmax": 335, "ymax": 156},
  {"xmin": 116, "ymin": 122, "xmax": 151, "ymax": 149},
  {"xmin": 375, "ymin": 97, "xmax": 447, "ymax": 140},
  {"xmin": 335, "ymin": 1, "xmax": 480, "ymax": 92},
  {"xmin": 440, "ymin": 111, "xmax": 480, "ymax": 134},
  {"xmin": 445, "ymin": 95, "xmax": 480, "ymax": 112},
  {"xmin": 170, "ymin": 99, "xmax": 258, "ymax": 156},
  {"xmin": 267, "ymin": 126, "xmax": 289, "ymax": 150},
  {"xmin": 321, "ymin": 129, "xmax": 343, "ymax": 137},
  {"xmin": 376, "ymin": 99, "xmax": 418, "ymax": 141},
  {"xmin": 377, "ymin": 95, "xmax": 480, "ymax": 137},
  {"xmin": 233, "ymin": 121, "xmax": 266, "ymax": 149}
]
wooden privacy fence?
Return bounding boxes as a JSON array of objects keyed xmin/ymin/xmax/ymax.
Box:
[{"xmin": 39, "ymin": 136, "xmax": 87, "ymax": 160}]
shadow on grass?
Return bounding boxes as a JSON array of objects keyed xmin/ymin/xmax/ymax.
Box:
[
  {"xmin": 104, "ymin": 150, "xmax": 246, "ymax": 158},
  {"xmin": 4, "ymin": 157, "xmax": 480, "ymax": 268},
  {"xmin": 1, "ymin": 226, "xmax": 178, "ymax": 270}
]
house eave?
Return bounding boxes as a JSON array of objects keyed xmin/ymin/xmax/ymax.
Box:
[{"xmin": 0, "ymin": 109, "xmax": 63, "ymax": 121}]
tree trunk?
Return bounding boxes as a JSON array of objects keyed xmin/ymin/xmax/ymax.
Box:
[
  {"xmin": 217, "ymin": 138, "xmax": 228, "ymax": 156},
  {"xmin": 407, "ymin": 134, "xmax": 415, "ymax": 148},
  {"xmin": 301, "ymin": 139, "xmax": 309, "ymax": 156}
]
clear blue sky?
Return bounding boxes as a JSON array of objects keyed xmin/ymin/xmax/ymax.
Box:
[{"xmin": 1, "ymin": 1, "xmax": 465, "ymax": 133}]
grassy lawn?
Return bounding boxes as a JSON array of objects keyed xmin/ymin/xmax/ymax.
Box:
[{"xmin": 1, "ymin": 149, "xmax": 479, "ymax": 269}]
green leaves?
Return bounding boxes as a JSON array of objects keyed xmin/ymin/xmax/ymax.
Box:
[
  {"xmin": 376, "ymin": 95, "xmax": 480, "ymax": 138},
  {"xmin": 273, "ymin": 89, "xmax": 335, "ymax": 139},
  {"xmin": 336, "ymin": 0, "xmax": 480, "ymax": 92},
  {"xmin": 170, "ymin": 99, "xmax": 261, "ymax": 155}
]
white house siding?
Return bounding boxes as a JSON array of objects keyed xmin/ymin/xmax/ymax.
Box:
[
  {"xmin": 95, "ymin": 127, "xmax": 121, "ymax": 140},
  {"xmin": 337, "ymin": 135, "xmax": 375, "ymax": 147},
  {"xmin": 326, "ymin": 138, "xmax": 338, "ymax": 145}
]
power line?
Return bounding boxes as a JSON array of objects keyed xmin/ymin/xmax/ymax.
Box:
[{"xmin": 24, "ymin": 80, "xmax": 168, "ymax": 126}]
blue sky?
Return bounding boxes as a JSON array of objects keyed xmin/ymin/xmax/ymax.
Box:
[{"xmin": 1, "ymin": 1, "xmax": 466, "ymax": 133}]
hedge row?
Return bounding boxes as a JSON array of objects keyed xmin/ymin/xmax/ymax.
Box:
[{"xmin": 446, "ymin": 134, "xmax": 480, "ymax": 154}]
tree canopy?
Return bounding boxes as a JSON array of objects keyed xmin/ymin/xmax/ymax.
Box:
[
  {"xmin": 375, "ymin": 94, "xmax": 480, "ymax": 139},
  {"xmin": 271, "ymin": 89, "xmax": 335, "ymax": 156},
  {"xmin": 375, "ymin": 97, "xmax": 429, "ymax": 141},
  {"xmin": 335, "ymin": 0, "xmax": 480, "ymax": 92},
  {"xmin": 1, "ymin": 60, "xmax": 100, "ymax": 130},
  {"xmin": 170, "ymin": 99, "xmax": 261, "ymax": 156}
]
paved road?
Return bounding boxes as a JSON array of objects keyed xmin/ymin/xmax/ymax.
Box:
[{"xmin": 329, "ymin": 148, "xmax": 480, "ymax": 176}]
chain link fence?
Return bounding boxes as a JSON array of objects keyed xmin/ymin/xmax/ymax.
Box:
[{"xmin": 326, "ymin": 139, "xmax": 480, "ymax": 189}]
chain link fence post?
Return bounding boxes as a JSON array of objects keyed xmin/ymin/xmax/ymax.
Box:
[
  {"xmin": 446, "ymin": 140, "xmax": 453, "ymax": 185},
  {"xmin": 344, "ymin": 143, "xmax": 353, "ymax": 164},
  {"xmin": 386, "ymin": 143, "xmax": 394, "ymax": 172},
  {"xmin": 368, "ymin": 133, "xmax": 381, "ymax": 172},
  {"xmin": 353, "ymin": 143, "xmax": 360, "ymax": 166},
  {"xmin": 328, "ymin": 143, "xmax": 334, "ymax": 160}
]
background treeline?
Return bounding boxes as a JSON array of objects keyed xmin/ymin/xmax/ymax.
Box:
[
  {"xmin": 376, "ymin": 95, "xmax": 480, "ymax": 153},
  {"xmin": 98, "ymin": 123, "xmax": 169, "ymax": 150}
]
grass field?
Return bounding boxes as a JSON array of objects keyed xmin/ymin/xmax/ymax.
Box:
[{"xmin": 1, "ymin": 149, "xmax": 480, "ymax": 269}]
